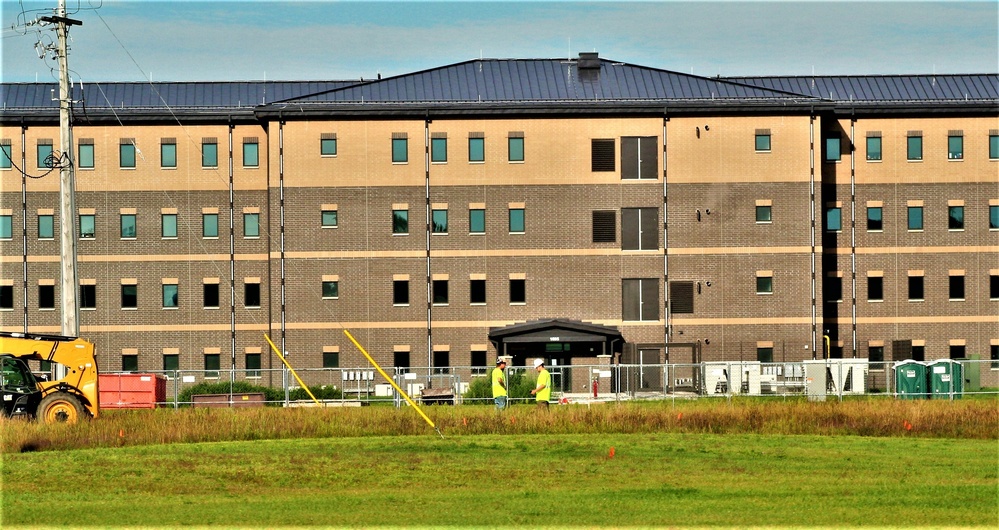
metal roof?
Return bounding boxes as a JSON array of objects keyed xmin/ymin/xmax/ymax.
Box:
[
  {"xmin": 0, "ymin": 81, "xmax": 357, "ymax": 110},
  {"xmin": 284, "ymin": 58, "xmax": 809, "ymax": 104},
  {"xmin": 724, "ymin": 75, "xmax": 999, "ymax": 102}
]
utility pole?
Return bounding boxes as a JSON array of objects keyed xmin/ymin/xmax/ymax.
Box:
[{"xmin": 40, "ymin": 1, "xmax": 82, "ymax": 349}]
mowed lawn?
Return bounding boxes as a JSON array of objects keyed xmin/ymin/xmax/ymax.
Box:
[{"xmin": 3, "ymin": 432, "xmax": 995, "ymax": 528}]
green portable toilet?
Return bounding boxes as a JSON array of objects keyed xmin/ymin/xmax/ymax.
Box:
[
  {"xmin": 927, "ymin": 359, "xmax": 963, "ymax": 400},
  {"xmin": 893, "ymin": 360, "xmax": 928, "ymax": 399}
]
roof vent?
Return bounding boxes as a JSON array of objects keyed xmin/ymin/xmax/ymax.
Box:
[{"xmin": 578, "ymin": 52, "xmax": 600, "ymax": 70}]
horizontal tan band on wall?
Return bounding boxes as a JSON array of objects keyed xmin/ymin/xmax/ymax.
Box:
[
  {"xmin": 470, "ymin": 273, "xmax": 486, "ymax": 280},
  {"xmin": 38, "ymin": 278, "xmax": 55, "ymax": 286},
  {"xmin": 471, "ymin": 344, "xmax": 488, "ymax": 351},
  {"xmin": 322, "ymin": 204, "xmax": 338, "ymax": 210},
  {"xmin": 990, "ymin": 199, "xmax": 999, "ymax": 206},
  {"xmin": 431, "ymin": 203, "xmax": 448, "ymax": 209},
  {"xmin": 911, "ymin": 340, "xmax": 925, "ymax": 347},
  {"xmin": 755, "ymin": 199, "xmax": 772, "ymax": 206},
  {"xmin": 468, "ymin": 203, "xmax": 485, "ymax": 209},
  {"xmin": 163, "ymin": 348, "xmax": 179, "ymax": 354},
  {"xmin": 37, "ymin": 208, "xmax": 54, "ymax": 215},
  {"xmin": 121, "ymin": 348, "xmax": 138, "ymax": 355},
  {"xmin": 866, "ymin": 200, "xmax": 883, "ymax": 207},
  {"xmin": 393, "ymin": 274, "xmax": 410, "ymax": 281},
  {"xmin": 393, "ymin": 345, "xmax": 410, "ymax": 352},
  {"xmin": 322, "ymin": 275, "xmax": 339, "ymax": 282},
  {"xmin": 202, "ymin": 207, "xmax": 219, "ymax": 214},
  {"xmin": 203, "ymin": 347, "xmax": 221, "ymax": 354},
  {"xmin": 949, "ymin": 269, "xmax": 965, "ymax": 276},
  {"xmin": 79, "ymin": 208, "xmax": 96, "ymax": 215},
  {"xmin": 508, "ymin": 202, "xmax": 525, "ymax": 209},
  {"xmin": 245, "ymin": 347, "xmax": 262, "ymax": 354},
  {"xmin": 204, "ymin": 277, "xmax": 220, "ymax": 284},
  {"xmin": 845, "ymin": 246, "xmax": 999, "ymax": 255},
  {"xmin": 757, "ymin": 341, "xmax": 774, "ymax": 348},
  {"xmin": 162, "ymin": 278, "xmax": 178, "ymax": 284},
  {"xmin": 392, "ymin": 203, "xmax": 408, "ymax": 210},
  {"xmin": 433, "ymin": 344, "xmax": 450, "ymax": 352},
  {"xmin": 906, "ymin": 200, "xmax": 923, "ymax": 207},
  {"xmin": 121, "ymin": 278, "xmax": 137, "ymax": 284},
  {"xmin": 992, "ymin": 339, "xmax": 999, "ymax": 346},
  {"xmin": 949, "ymin": 339, "xmax": 966, "ymax": 346},
  {"xmin": 432, "ymin": 273, "xmax": 449, "ymax": 280},
  {"xmin": 756, "ymin": 270, "xmax": 773, "ymax": 277},
  {"xmin": 669, "ymin": 246, "xmax": 811, "ymax": 255},
  {"xmin": 0, "ymin": 279, "xmax": 14, "ymax": 286},
  {"xmin": 867, "ymin": 270, "xmax": 883, "ymax": 277},
  {"xmin": 243, "ymin": 207, "xmax": 260, "ymax": 214},
  {"xmin": 868, "ymin": 340, "xmax": 884, "ymax": 347},
  {"xmin": 120, "ymin": 208, "xmax": 137, "ymax": 215},
  {"xmin": 992, "ymin": 269, "xmax": 999, "ymax": 275},
  {"xmin": 947, "ymin": 199, "xmax": 964, "ymax": 207},
  {"xmin": 323, "ymin": 346, "xmax": 339, "ymax": 353},
  {"xmin": 80, "ymin": 278, "xmax": 96, "ymax": 285},
  {"xmin": 908, "ymin": 270, "xmax": 924, "ymax": 277},
  {"xmin": 509, "ymin": 272, "xmax": 526, "ymax": 280},
  {"xmin": 244, "ymin": 277, "xmax": 260, "ymax": 284},
  {"xmin": 161, "ymin": 207, "xmax": 178, "ymax": 214}
]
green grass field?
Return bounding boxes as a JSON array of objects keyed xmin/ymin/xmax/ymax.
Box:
[{"xmin": 2, "ymin": 400, "xmax": 997, "ymax": 528}]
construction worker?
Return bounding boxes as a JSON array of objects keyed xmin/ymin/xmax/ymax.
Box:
[
  {"xmin": 492, "ymin": 358, "xmax": 508, "ymax": 410},
  {"xmin": 530, "ymin": 358, "xmax": 551, "ymax": 410}
]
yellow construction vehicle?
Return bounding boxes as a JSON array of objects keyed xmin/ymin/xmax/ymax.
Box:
[{"xmin": 0, "ymin": 331, "xmax": 99, "ymax": 423}]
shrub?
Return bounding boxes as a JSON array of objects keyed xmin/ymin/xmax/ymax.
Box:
[
  {"xmin": 463, "ymin": 369, "xmax": 535, "ymax": 402},
  {"xmin": 178, "ymin": 381, "xmax": 284, "ymax": 405},
  {"xmin": 289, "ymin": 385, "xmax": 343, "ymax": 401}
]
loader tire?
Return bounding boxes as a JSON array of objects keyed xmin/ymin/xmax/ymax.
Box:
[{"xmin": 37, "ymin": 392, "xmax": 85, "ymax": 424}]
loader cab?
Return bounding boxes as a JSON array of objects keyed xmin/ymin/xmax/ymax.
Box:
[{"xmin": 1, "ymin": 355, "xmax": 43, "ymax": 418}]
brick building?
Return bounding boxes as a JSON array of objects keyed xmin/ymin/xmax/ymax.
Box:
[{"xmin": 1, "ymin": 54, "xmax": 997, "ymax": 389}]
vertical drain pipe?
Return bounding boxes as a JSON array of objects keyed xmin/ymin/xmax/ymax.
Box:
[
  {"xmin": 278, "ymin": 119, "xmax": 288, "ymax": 403},
  {"xmin": 228, "ymin": 122, "xmax": 236, "ymax": 389},
  {"xmin": 19, "ymin": 125, "xmax": 28, "ymax": 332},
  {"xmin": 662, "ymin": 114, "xmax": 670, "ymax": 357},
  {"xmin": 424, "ymin": 117, "xmax": 432, "ymax": 383},
  {"xmin": 850, "ymin": 116, "xmax": 858, "ymax": 357},
  {"xmin": 809, "ymin": 115, "xmax": 818, "ymax": 358}
]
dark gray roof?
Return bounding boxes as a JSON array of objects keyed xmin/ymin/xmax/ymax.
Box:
[
  {"xmin": 724, "ymin": 75, "xmax": 999, "ymax": 102},
  {"xmin": 1, "ymin": 81, "xmax": 357, "ymax": 110},
  {"xmin": 284, "ymin": 58, "xmax": 807, "ymax": 104}
]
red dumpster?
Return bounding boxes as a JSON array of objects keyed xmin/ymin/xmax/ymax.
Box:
[{"xmin": 99, "ymin": 373, "xmax": 167, "ymax": 409}]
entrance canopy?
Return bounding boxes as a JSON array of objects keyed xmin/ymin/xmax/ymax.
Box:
[{"xmin": 489, "ymin": 318, "xmax": 624, "ymax": 353}]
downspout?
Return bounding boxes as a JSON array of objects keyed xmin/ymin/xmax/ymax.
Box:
[
  {"xmin": 849, "ymin": 115, "xmax": 858, "ymax": 357},
  {"xmin": 262, "ymin": 120, "xmax": 273, "ymax": 384},
  {"xmin": 278, "ymin": 118, "xmax": 288, "ymax": 402},
  {"xmin": 662, "ymin": 112, "xmax": 670, "ymax": 362},
  {"xmin": 424, "ymin": 114, "xmax": 432, "ymax": 384},
  {"xmin": 809, "ymin": 113, "xmax": 817, "ymax": 359},
  {"xmin": 19, "ymin": 124, "xmax": 28, "ymax": 333},
  {"xmin": 228, "ymin": 121, "xmax": 236, "ymax": 390}
]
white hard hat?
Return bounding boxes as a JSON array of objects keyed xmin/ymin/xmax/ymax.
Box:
[{"xmin": 533, "ymin": 358, "xmax": 544, "ymax": 368}]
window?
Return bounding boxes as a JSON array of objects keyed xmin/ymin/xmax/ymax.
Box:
[
  {"xmin": 202, "ymin": 139, "xmax": 218, "ymax": 167},
  {"xmin": 0, "ymin": 215, "xmax": 11, "ymax": 239},
  {"xmin": 431, "ymin": 136, "xmax": 447, "ymax": 163},
  {"xmin": 950, "ymin": 345, "xmax": 966, "ymax": 360},
  {"xmin": 591, "ymin": 139, "xmax": 615, "ymax": 171},
  {"xmin": 243, "ymin": 213, "xmax": 260, "ymax": 238},
  {"xmin": 119, "ymin": 141, "xmax": 136, "ymax": 168},
  {"xmin": 508, "ymin": 208, "xmax": 525, "ymax": 233},
  {"xmin": 120, "ymin": 214, "xmax": 136, "ymax": 238},
  {"xmin": 0, "ymin": 142, "xmax": 11, "ymax": 169},
  {"xmin": 825, "ymin": 276, "xmax": 843, "ymax": 302},
  {"xmin": 508, "ymin": 133, "xmax": 524, "ymax": 162},
  {"xmin": 592, "ymin": 210, "xmax": 616, "ymax": 242},
  {"xmin": 38, "ymin": 284, "xmax": 55, "ymax": 310},
  {"xmin": 756, "ymin": 274, "xmax": 773, "ymax": 295},
  {"xmin": 322, "ymin": 280, "xmax": 339, "ymax": 299},
  {"xmin": 162, "ymin": 283, "xmax": 178, "ymax": 308},
  {"xmin": 622, "ymin": 278, "xmax": 659, "ymax": 321},
  {"xmin": 322, "ymin": 351, "xmax": 339, "ymax": 368},
  {"xmin": 38, "ymin": 214, "xmax": 53, "ymax": 239},
  {"xmin": 37, "ymin": 141, "xmax": 53, "ymax": 168},
  {"xmin": 161, "ymin": 140, "xmax": 176, "ymax": 168},
  {"xmin": 669, "ymin": 281, "xmax": 694, "ymax": 314},
  {"xmin": 163, "ymin": 353, "xmax": 179, "ymax": 373},
  {"xmin": 866, "ymin": 135, "xmax": 882, "ymax": 161},
  {"xmin": 755, "ymin": 205, "xmax": 772, "ymax": 223},
  {"xmin": 80, "ymin": 284, "xmax": 96, "ymax": 309},
  {"xmin": 203, "ymin": 213, "xmax": 219, "ymax": 238},
  {"xmin": 990, "ymin": 133, "xmax": 999, "ymax": 160},
  {"xmin": 391, "ymin": 136, "xmax": 408, "ymax": 163},
  {"xmin": 757, "ymin": 347, "xmax": 774, "ymax": 363},
  {"xmin": 321, "ymin": 134, "xmax": 337, "ymax": 156},
  {"xmin": 991, "ymin": 205, "xmax": 999, "ymax": 230},
  {"xmin": 393, "ymin": 351, "xmax": 410, "ymax": 373},
  {"xmin": 867, "ymin": 276, "xmax": 884, "ymax": 302},
  {"xmin": 867, "ymin": 207, "xmax": 883, "ymax": 231},
  {"xmin": 80, "ymin": 214, "xmax": 95, "ymax": 239},
  {"xmin": 431, "ymin": 209, "xmax": 448, "ymax": 234},
  {"xmin": 244, "ymin": 282, "xmax": 261, "ymax": 308},
  {"xmin": 468, "ymin": 136, "xmax": 484, "ymax": 162},
  {"xmin": 392, "ymin": 209, "xmax": 408, "ymax": 234},
  {"xmin": 907, "ymin": 206, "xmax": 923, "ymax": 231},
  {"xmin": 122, "ymin": 355, "xmax": 138, "ymax": 372},
  {"xmin": 948, "ymin": 205, "xmax": 964, "ymax": 230},
  {"xmin": 825, "ymin": 207, "xmax": 842, "ymax": 232},
  {"xmin": 509, "ymin": 278, "xmax": 526, "ymax": 304},
  {"xmin": 0, "ymin": 285, "xmax": 11, "ymax": 309},
  {"xmin": 78, "ymin": 141, "xmax": 94, "ymax": 169},
  {"xmin": 621, "ymin": 136, "xmax": 658, "ymax": 179},
  {"xmin": 203, "ymin": 283, "xmax": 220, "ymax": 308},
  {"xmin": 824, "ymin": 134, "xmax": 841, "ymax": 162},
  {"xmin": 204, "ymin": 353, "xmax": 220, "ymax": 379},
  {"xmin": 992, "ymin": 344, "xmax": 999, "ymax": 370},
  {"xmin": 246, "ymin": 353, "xmax": 261, "ymax": 378},
  {"xmin": 471, "ymin": 350, "xmax": 487, "ymax": 376},
  {"xmin": 910, "ymin": 345, "xmax": 925, "ymax": 362},
  {"xmin": 469, "ymin": 209, "xmax": 485, "ymax": 234},
  {"xmin": 947, "ymin": 134, "xmax": 963, "ymax": 160},
  {"xmin": 432, "ymin": 280, "xmax": 448, "ymax": 305},
  {"xmin": 868, "ymin": 346, "xmax": 884, "ymax": 367},
  {"xmin": 470, "ymin": 279, "xmax": 486, "ymax": 304},
  {"xmin": 949, "ymin": 274, "xmax": 965, "ymax": 300},
  {"xmin": 243, "ymin": 139, "xmax": 259, "ymax": 167},
  {"xmin": 121, "ymin": 284, "xmax": 138, "ymax": 309},
  {"xmin": 908, "ymin": 275, "xmax": 924, "ymax": 301},
  {"xmin": 433, "ymin": 350, "xmax": 450, "ymax": 374},
  {"xmin": 755, "ymin": 131, "xmax": 771, "ymax": 151},
  {"xmin": 622, "ymin": 208, "xmax": 657, "ymax": 250},
  {"xmin": 907, "ymin": 134, "xmax": 922, "ymax": 161},
  {"xmin": 162, "ymin": 213, "xmax": 177, "ymax": 238},
  {"xmin": 393, "ymin": 280, "xmax": 409, "ymax": 305},
  {"xmin": 992, "ymin": 274, "xmax": 999, "ymax": 300},
  {"xmin": 322, "ymin": 209, "xmax": 338, "ymax": 228}
]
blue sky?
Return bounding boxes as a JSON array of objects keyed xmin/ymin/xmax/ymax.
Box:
[{"xmin": 2, "ymin": 1, "xmax": 996, "ymax": 83}]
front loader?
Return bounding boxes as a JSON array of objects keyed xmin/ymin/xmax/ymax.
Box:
[{"xmin": 0, "ymin": 331, "xmax": 99, "ymax": 423}]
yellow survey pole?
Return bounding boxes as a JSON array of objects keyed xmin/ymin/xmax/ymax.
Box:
[
  {"xmin": 264, "ymin": 334, "xmax": 321, "ymax": 406},
  {"xmin": 343, "ymin": 329, "xmax": 442, "ymax": 438}
]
